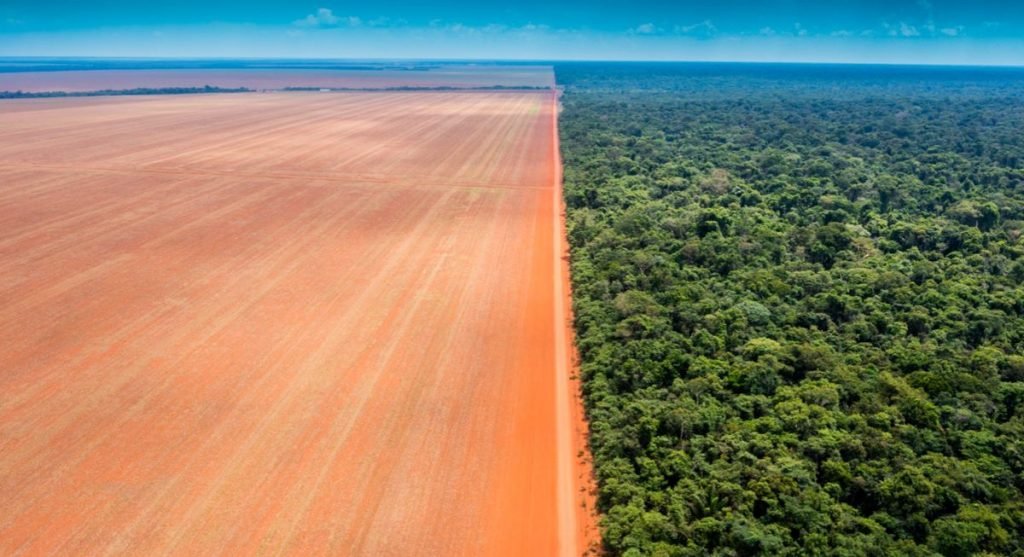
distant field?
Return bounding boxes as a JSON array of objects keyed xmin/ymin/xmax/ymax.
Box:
[
  {"xmin": 0, "ymin": 65, "xmax": 554, "ymax": 93},
  {"xmin": 0, "ymin": 89, "xmax": 589, "ymax": 554}
]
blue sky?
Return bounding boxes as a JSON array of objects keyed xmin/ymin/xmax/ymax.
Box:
[{"xmin": 1, "ymin": 1, "xmax": 1022, "ymax": 65}]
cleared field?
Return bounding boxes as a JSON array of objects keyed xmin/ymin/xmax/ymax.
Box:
[
  {"xmin": 0, "ymin": 66, "xmax": 554, "ymax": 93},
  {"xmin": 0, "ymin": 90, "xmax": 590, "ymax": 554}
]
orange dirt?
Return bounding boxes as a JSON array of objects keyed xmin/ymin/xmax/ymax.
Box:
[{"xmin": 0, "ymin": 88, "xmax": 596, "ymax": 555}]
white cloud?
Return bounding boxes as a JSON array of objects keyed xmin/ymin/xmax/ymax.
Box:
[
  {"xmin": 420, "ymin": 20, "xmax": 551, "ymax": 37},
  {"xmin": 674, "ymin": 20, "xmax": 717, "ymax": 38},
  {"xmin": 295, "ymin": 8, "xmax": 337, "ymax": 27},
  {"xmin": 875, "ymin": 17, "xmax": 971, "ymax": 39},
  {"xmin": 759, "ymin": 27, "xmax": 776, "ymax": 36},
  {"xmin": 434, "ymin": 21, "xmax": 484, "ymax": 34},
  {"xmin": 831, "ymin": 30, "xmax": 852, "ymax": 37},
  {"xmin": 900, "ymin": 22, "xmax": 921, "ymax": 36},
  {"xmin": 293, "ymin": 8, "xmax": 360, "ymax": 28},
  {"xmin": 885, "ymin": 21, "xmax": 921, "ymax": 37},
  {"xmin": 625, "ymin": 21, "xmax": 720, "ymax": 36}
]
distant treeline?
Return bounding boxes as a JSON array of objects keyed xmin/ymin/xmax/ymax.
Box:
[
  {"xmin": 0, "ymin": 85, "xmax": 252, "ymax": 99},
  {"xmin": 281, "ymin": 85, "xmax": 552, "ymax": 92},
  {"xmin": 0, "ymin": 84, "xmax": 552, "ymax": 100}
]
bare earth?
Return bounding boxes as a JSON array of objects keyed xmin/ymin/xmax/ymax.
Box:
[
  {"xmin": 0, "ymin": 66, "xmax": 555, "ymax": 93},
  {"xmin": 0, "ymin": 90, "xmax": 592, "ymax": 554}
]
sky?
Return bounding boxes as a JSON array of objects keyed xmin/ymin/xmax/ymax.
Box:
[{"xmin": 1, "ymin": 1, "xmax": 1022, "ymax": 65}]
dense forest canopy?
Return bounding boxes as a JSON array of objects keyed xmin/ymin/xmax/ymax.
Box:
[{"xmin": 556, "ymin": 62, "xmax": 1024, "ymax": 556}]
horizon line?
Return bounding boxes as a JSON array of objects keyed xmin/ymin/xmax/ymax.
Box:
[{"xmin": 1, "ymin": 55, "xmax": 1022, "ymax": 70}]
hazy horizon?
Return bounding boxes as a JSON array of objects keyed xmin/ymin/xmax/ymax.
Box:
[
  {"xmin": 1, "ymin": 56, "xmax": 1023, "ymax": 68},
  {"xmin": 1, "ymin": 1, "xmax": 1022, "ymax": 66}
]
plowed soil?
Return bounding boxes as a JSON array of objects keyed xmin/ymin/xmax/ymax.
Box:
[{"xmin": 0, "ymin": 90, "xmax": 593, "ymax": 555}]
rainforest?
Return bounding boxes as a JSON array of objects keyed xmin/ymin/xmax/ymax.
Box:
[{"xmin": 557, "ymin": 62, "xmax": 1024, "ymax": 556}]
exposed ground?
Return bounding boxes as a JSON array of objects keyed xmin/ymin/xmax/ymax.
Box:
[
  {"xmin": 0, "ymin": 66, "xmax": 554, "ymax": 93},
  {"xmin": 0, "ymin": 89, "xmax": 592, "ymax": 554}
]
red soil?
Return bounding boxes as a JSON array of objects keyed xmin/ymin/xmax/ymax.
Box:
[
  {"xmin": 0, "ymin": 89, "xmax": 596, "ymax": 554},
  {"xmin": 0, "ymin": 66, "xmax": 554, "ymax": 93}
]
